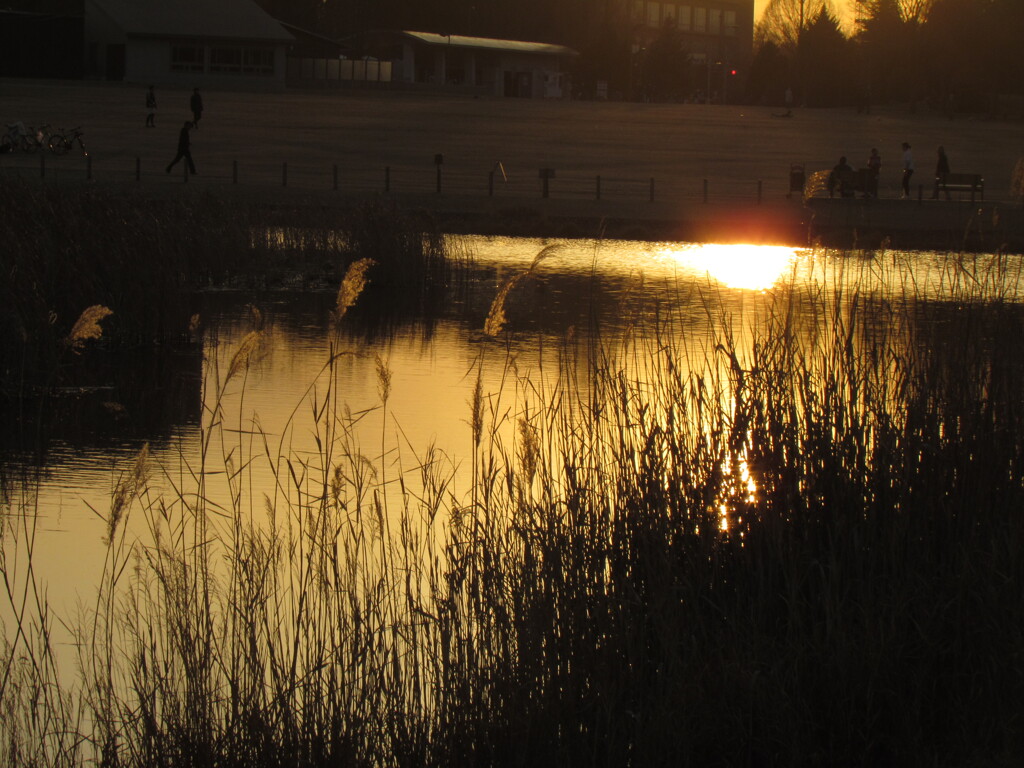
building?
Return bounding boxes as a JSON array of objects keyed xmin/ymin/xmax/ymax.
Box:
[
  {"xmin": 0, "ymin": 1, "xmax": 84, "ymax": 79},
  {"xmin": 364, "ymin": 31, "xmax": 578, "ymax": 99},
  {"xmin": 84, "ymin": 0, "xmax": 293, "ymax": 85},
  {"xmin": 629, "ymin": 0, "xmax": 755, "ymax": 101}
]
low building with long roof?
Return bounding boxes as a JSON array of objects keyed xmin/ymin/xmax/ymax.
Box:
[
  {"xmin": 364, "ymin": 30, "xmax": 578, "ymax": 99},
  {"xmin": 84, "ymin": 0, "xmax": 293, "ymax": 85}
]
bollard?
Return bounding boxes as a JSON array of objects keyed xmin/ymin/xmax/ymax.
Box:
[
  {"xmin": 282, "ymin": 162, "xmax": 288, "ymax": 187},
  {"xmin": 649, "ymin": 178, "xmax": 655, "ymax": 203},
  {"xmin": 434, "ymin": 153, "xmax": 444, "ymax": 194},
  {"xmin": 135, "ymin": 156, "xmax": 141, "ymax": 182},
  {"xmin": 385, "ymin": 166, "xmax": 390, "ymax": 192},
  {"xmin": 436, "ymin": 165, "xmax": 442, "ymax": 194},
  {"xmin": 703, "ymin": 179, "xmax": 708, "ymax": 203},
  {"xmin": 757, "ymin": 179, "xmax": 763, "ymax": 204},
  {"xmin": 233, "ymin": 159, "xmax": 238, "ymax": 184},
  {"xmin": 596, "ymin": 175, "xmax": 601, "ymax": 200},
  {"xmin": 333, "ymin": 164, "xmax": 338, "ymax": 191},
  {"xmin": 539, "ymin": 168, "xmax": 555, "ymax": 199}
]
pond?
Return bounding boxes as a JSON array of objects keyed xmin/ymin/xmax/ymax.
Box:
[{"xmin": 6, "ymin": 234, "xmax": 1020, "ymax": 622}]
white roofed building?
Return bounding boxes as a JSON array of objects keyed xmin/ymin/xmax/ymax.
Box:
[
  {"xmin": 84, "ymin": 0, "xmax": 293, "ymax": 85},
  {"xmin": 364, "ymin": 31, "xmax": 578, "ymax": 99}
]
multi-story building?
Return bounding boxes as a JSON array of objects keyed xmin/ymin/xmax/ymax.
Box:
[{"xmin": 628, "ymin": 0, "xmax": 754, "ymax": 101}]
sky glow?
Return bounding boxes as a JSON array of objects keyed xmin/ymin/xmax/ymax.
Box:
[{"xmin": 755, "ymin": 0, "xmax": 855, "ymax": 27}]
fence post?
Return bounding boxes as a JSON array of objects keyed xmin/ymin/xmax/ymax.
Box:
[
  {"xmin": 539, "ymin": 168, "xmax": 555, "ymax": 199},
  {"xmin": 757, "ymin": 179, "xmax": 763, "ymax": 204},
  {"xmin": 233, "ymin": 159, "xmax": 238, "ymax": 184},
  {"xmin": 703, "ymin": 179, "xmax": 708, "ymax": 203},
  {"xmin": 135, "ymin": 156, "xmax": 141, "ymax": 182},
  {"xmin": 596, "ymin": 175, "xmax": 601, "ymax": 200},
  {"xmin": 282, "ymin": 162, "xmax": 288, "ymax": 187},
  {"xmin": 649, "ymin": 178, "xmax": 655, "ymax": 203},
  {"xmin": 333, "ymin": 164, "xmax": 338, "ymax": 191},
  {"xmin": 385, "ymin": 166, "xmax": 390, "ymax": 192}
]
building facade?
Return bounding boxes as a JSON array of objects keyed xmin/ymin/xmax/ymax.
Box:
[
  {"xmin": 365, "ymin": 31, "xmax": 578, "ymax": 99},
  {"xmin": 84, "ymin": 0, "xmax": 293, "ymax": 85},
  {"xmin": 629, "ymin": 0, "xmax": 755, "ymax": 101}
]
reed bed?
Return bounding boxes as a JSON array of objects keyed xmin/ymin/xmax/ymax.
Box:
[
  {"xmin": 0, "ymin": 183, "xmax": 468, "ymax": 442},
  {"xmin": 2, "ymin": 246, "xmax": 1024, "ymax": 766}
]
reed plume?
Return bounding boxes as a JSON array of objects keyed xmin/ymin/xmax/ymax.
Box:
[
  {"xmin": 803, "ymin": 169, "xmax": 832, "ymax": 201},
  {"xmin": 64, "ymin": 305, "xmax": 113, "ymax": 353},
  {"xmin": 334, "ymin": 258, "xmax": 376, "ymax": 324},
  {"xmin": 106, "ymin": 443, "xmax": 149, "ymax": 545},
  {"xmin": 483, "ymin": 244, "xmax": 562, "ymax": 336}
]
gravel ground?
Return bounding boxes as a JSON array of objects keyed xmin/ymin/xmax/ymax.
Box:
[{"xmin": 2, "ymin": 78, "xmax": 1022, "ymax": 203}]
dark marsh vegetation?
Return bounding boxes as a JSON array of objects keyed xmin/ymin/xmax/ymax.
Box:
[
  {"xmin": 0, "ymin": 182, "xmax": 461, "ymax": 448},
  {"xmin": 2, "ymin": 203, "xmax": 1024, "ymax": 766}
]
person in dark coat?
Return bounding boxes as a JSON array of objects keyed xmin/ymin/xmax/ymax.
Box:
[
  {"xmin": 932, "ymin": 146, "xmax": 951, "ymax": 199},
  {"xmin": 145, "ymin": 85, "xmax": 156, "ymax": 127},
  {"xmin": 190, "ymin": 87, "xmax": 203, "ymax": 128},
  {"xmin": 166, "ymin": 121, "xmax": 196, "ymax": 175}
]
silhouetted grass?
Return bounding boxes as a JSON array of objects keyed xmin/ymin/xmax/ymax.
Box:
[
  {"xmin": 2, "ymin": 246, "xmax": 1023, "ymax": 766},
  {"xmin": 0, "ymin": 182, "xmax": 469, "ymax": 441}
]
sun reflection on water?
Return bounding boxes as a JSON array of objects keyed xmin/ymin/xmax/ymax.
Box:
[{"xmin": 656, "ymin": 243, "xmax": 801, "ymax": 291}]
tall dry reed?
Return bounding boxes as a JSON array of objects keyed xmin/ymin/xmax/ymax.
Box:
[{"xmin": 3, "ymin": 244, "xmax": 1024, "ymax": 766}]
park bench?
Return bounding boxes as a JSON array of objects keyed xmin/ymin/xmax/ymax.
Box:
[
  {"xmin": 936, "ymin": 172, "xmax": 984, "ymax": 200},
  {"xmin": 828, "ymin": 167, "xmax": 874, "ymax": 198}
]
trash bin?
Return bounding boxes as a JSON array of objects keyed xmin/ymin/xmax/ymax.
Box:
[{"xmin": 788, "ymin": 164, "xmax": 805, "ymax": 197}]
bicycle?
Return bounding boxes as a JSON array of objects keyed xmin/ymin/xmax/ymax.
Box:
[
  {"xmin": 22, "ymin": 123, "xmax": 52, "ymax": 153},
  {"xmin": 48, "ymin": 126, "xmax": 88, "ymax": 157}
]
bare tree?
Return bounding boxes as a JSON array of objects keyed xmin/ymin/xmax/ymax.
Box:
[
  {"xmin": 756, "ymin": 0, "xmax": 834, "ymax": 50},
  {"xmin": 852, "ymin": 0, "xmax": 935, "ymax": 27}
]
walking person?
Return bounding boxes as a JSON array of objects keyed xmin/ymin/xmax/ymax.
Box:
[
  {"xmin": 900, "ymin": 142, "xmax": 914, "ymax": 199},
  {"xmin": 145, "ymin": 85, "xmax": 156, "ymax": 127},
  {"xmin": 867, "ymin": 147, "xmax": 882, "ymax": 198},
  {"xmin": 165, "ymin": 120, "xmax": 196, "ymax": 175},
  {"xmin": 932, "ymin": 146, "xmax": 951, "ymax": 199},
  {"xmin": 190, "ymin": 87, "xmax": 203, "ymax": 128}
]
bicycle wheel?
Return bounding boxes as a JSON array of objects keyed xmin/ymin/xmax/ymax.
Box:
[{"xmin": 49, "ymin": 136, "xmax": 70, "ymax": 155}]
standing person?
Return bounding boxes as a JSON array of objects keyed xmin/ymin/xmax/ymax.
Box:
[
  {"xmin": 145, "ymin": 85, "xmax": 156, "ymax": 127},
  {"xmin": 867, "ymin": 147, "xmax": 882, "ymax": 198},
  {"xmin": 190, "ymin": 87, "xmax": 203, "ymax": 128},
  {"xmin": 900, "ymin": 142, "xmax": 914, "ymax": 199},
  {"xmin": 165, "ymin": 121, "xmax": 196, "ymax": 175},
  {"xmin": 932, "ymin": 146, "xmax": 951, "ymax": 199}
]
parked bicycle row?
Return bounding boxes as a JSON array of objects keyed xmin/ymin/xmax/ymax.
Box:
[{"xmin": 1, "ymin": 122, "xmax": 87, "ymax": 156}]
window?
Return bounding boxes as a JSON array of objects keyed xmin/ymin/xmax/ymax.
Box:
[
  {"xmin": 694, "ymin": 7, "xmax": 707, "ymax": 33},
  {"xmin": 709, "ymin": 8, "xmax": 721, "ymax": 34},
  {"xmin": 210, "ymin": 47, "xmax": 242, "ymax": 73},
  {"xmin": 724, "ymin": 10, "xmax": 736, "ymax": 35},
  {"xmin": 171, "ymin": 44, "xmax": 204, "ymax": 72},
  {"xmin": 678, "ymin": 4, "xmax": 691, "ymax": 31},
  {"xmin": 243, "ymin": 48, "xmax": 274, "ymax": 75},
  {"xmin": 647, "ymin": 2, "xmax": 661, "ymax": 27}
]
